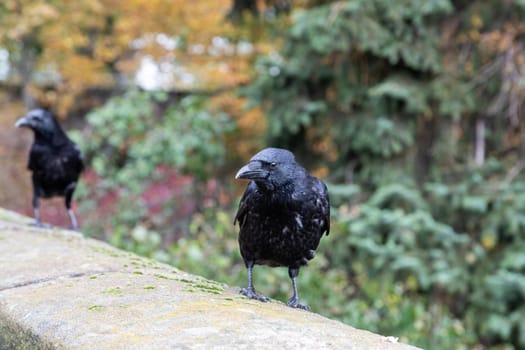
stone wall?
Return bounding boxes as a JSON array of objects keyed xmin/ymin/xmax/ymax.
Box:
[{"xmin": 0, "ymin": 208, "xmax": 421, "ymax": 350}]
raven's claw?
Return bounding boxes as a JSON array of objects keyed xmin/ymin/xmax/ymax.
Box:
[
  {"xmin": 287, "ymin": 296, "xmax": 309, "ymax": 310},
  {"xmin": 240, "ymin": 287, "xmax": 270, "ymax": 302}
]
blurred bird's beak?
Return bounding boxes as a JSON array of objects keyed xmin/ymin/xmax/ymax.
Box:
[
  {"xmin": 235, "ymin": 163, "xmax": 268, "ymax": 180},
  {"xmin": 15, "ymin": 116, "xmax": 29, "ymax": 128}
]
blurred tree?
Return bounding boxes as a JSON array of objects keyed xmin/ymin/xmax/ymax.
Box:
[
  {"xmin": 0, "ymin": 0, "xmax": 289, "ymax": 116},
  {"xmin": 0, "ymin": 0, "xmax": 299, "ymax": 165},
  {"xmin": 74, "ymin": 89, "xmax": 234, "ymax": 239},
  {"xmin": 245, "ymin": 0, "xmax": 461, "ymax": 183}
]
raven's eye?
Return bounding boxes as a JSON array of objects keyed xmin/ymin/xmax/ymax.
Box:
[{"xmin": 270, "ymin": 162, "xmax": 277, "ymax": 168}]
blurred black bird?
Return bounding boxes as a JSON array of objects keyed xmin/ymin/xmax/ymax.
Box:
[
  {"xmin": 15, "ymin": 109, "xmax": 84, "ymax": 230},
  {"xmin": 234, "ymin": 147, "xmax": 330, "ymax": 309}
]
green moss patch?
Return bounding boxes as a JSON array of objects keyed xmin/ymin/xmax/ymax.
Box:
[{"xmin": 87, "ymin": 305, "xmax": 104, "ymax": 312}]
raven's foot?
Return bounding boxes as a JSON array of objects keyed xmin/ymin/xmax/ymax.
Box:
[
  {"xmin": 287, "ymin": 296, "xmax": 309, "ymax": 310},
  {"xmin": 240, "ymin": 287, "xmax": 270, "ymax": 302},
  {"xmin": 31, "ymin": 221, "xmax": 50, "ymax": 229}
]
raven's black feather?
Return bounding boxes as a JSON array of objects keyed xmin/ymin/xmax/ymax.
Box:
[
  {"xmin": 234, "ymin": 147, "xmax": 329, "ymax": 309},
  {"xmin": 15, "ymin": 109, "xmax": 84, "ymax": 230}
]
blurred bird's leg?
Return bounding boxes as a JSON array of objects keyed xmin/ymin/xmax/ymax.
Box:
[
  {"xmin": 287, "ymin": 267, "xmax": 309, "ymax": 310},
  {"xmin": 240, "ymin": 260, "xmax": 270, "ymax": 302},
  {"xmin": 32, "ymin": 190, "xmax": 43, "ymax": 227},
  {"xmin": 67, "ymin": 209, "xmax": 79, "ymax": 231},
  {"xmin": 65, "ymin": 183, "xmax": 79, "ymax": 230}
]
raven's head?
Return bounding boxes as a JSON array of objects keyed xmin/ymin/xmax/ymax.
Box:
[
  {"xmin": 15, "ymin": 109, "xmax": 66, "ymax": 145},
  {"xmin": 236, "ymin": 147, "xmax": 297, "ymax": 191}
]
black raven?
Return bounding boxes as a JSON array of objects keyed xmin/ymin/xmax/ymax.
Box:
[
  {"xmin": 234, "ymin": 147, "xmax": 330, "ymax": 309},
  {"xmin": 15, "ymin": 109, "xmax": 84, "ymax": 230}
]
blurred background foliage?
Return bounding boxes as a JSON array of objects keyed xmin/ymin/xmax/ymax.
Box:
[{"xmin": 2, "ymin": 0, "xmax": 525, "ymax": 349}]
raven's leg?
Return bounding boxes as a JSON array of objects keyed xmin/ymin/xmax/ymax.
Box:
[
  {"xmin": 240, "ymin": 260, "xmax": 270, "ymax": 302},
  {"xmin": 287, "ymin": 267, "xmax": 309, "ymax": 310},
  {"xmin": 65, "ymin": 182, "xmax": 79, "ymax": 230},
  {"xmin": 32, "ymin": 189, "xmax": 43, "ymax": 227}
]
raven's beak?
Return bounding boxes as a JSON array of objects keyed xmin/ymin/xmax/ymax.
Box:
[
  {"xmin": 15, "ymin": 116, "xmax": 29, "ymax": 128},
  {"xmin": 235, "ymin": 163, "xmax": 268, "ymax": 180}
]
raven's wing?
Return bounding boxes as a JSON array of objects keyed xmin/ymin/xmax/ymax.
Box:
[
  {"xmin": 53, "ymin": 142, "xmax": 84, "ymax": 178},
  {"xmin": 28, "ymin": 141, "xmax": 84, "ymax": 179},
  {"xmin": 69, "ymin": 143, "xmax": 85, "ymax": 174},
  {"xmin": 292, "ymin": 175, "xmax": 330, "ymax": 236},
  {"xmin": 315, "ymin": 178, "xmax": 330, "ymax": 235}
]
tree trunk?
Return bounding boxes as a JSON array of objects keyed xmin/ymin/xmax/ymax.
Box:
[
  {"xmin": 474, "ymin": 117, "xmax": 485, "ymax": 166},
  {"xmin": 414, "ymin": 114, "xmax": 438, "ymax": 186}
]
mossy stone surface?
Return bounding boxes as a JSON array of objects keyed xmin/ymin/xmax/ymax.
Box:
[{"xmin": 0, "ymin": 209, "xmax": 421, "ymax": 350}]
